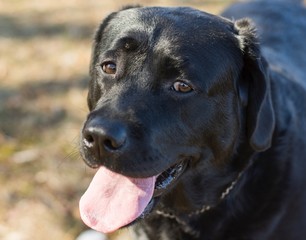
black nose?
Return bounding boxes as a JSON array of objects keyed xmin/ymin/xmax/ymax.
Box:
[{"xmin": 82, "ymin": 118, "xmax": 128, "ymax": 160}]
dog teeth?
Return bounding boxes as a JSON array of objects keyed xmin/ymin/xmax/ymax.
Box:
[
  {"xmin": 156, "ymin": 175, "xmax": 174, "ymax": 189},
  {"xmin": 155, "ymin": 163, "xmax": 185, "ymax": 190},
  {"xmin": 176, "ymin": 163, "xmax": 184, "ymax": 172},
  {"xmin": 153, "ymin": 161, "xmax": 187, "ymax": 198}
]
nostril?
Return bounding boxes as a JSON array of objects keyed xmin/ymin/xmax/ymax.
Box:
[
  {"xmin": 83, "ymin": 132, "xmax": 95, "ymax": 147},
  {"xmin": 103, "ymin": 137, "xmax": 126, "ymax": 151},
  {"xmin": 103, "ymin": 139, "xmax": 113, "ymax": 150},
  {"xmin": 85, "ymin": 134, "xmax": 94, "ymax": 143}
]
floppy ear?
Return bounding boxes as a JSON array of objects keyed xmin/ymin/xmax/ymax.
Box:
[
  {"xmin": 87, "ymin": 5, "xmax": 142, "ymax": 111},
  {"xmin": 234, "ymin": 19, "xmax": 275, "ymax": 151},
  {"xmin": 87, "ymin": 11, "xmax": 118, "ymax": 111}
]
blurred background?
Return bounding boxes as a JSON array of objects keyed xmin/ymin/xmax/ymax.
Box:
[{"xmin": 0, "ymin": 0, "xmax": 234, "ymax": 239}]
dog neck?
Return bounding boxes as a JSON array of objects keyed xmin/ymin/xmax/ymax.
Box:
[{"xmin": 155, "ymin": 169, "xmax": 245, "ymax": 237}]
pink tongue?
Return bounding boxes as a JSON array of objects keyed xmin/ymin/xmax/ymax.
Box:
[{"xmin": 79, "ymin": 166, "xmax": 156, "ymax": 233}]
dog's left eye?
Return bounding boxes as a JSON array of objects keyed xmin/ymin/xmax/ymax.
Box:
[
  {"xmin": 172, "ymin": 81, "xmax": 193, "ymax": 93},
  {"xmin": 101, "ymin": 62, "xmax": 117, "ymax": 75}
]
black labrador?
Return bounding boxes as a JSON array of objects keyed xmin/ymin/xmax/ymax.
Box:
[{"xmin": 79, "ymin": 0, "xmax": 306, "ymax": 239}]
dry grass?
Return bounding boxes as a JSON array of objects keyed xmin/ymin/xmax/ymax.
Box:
[{"xmin": 0, "ymin": 1, "xmax": 230, "ymax": 239}]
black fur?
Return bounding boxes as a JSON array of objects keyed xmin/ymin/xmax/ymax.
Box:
[{"xmin": 80, "ymin": 1, "xmax": 306, "ymax": 239}]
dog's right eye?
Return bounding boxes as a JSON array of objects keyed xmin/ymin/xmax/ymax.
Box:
[
  {"xmin": 172, "ymin": 81, "xmax": 193, "ymax": 93},
  {"xmin": 101, "ymin": 62, "xmax": 116, "ymax": 75}
]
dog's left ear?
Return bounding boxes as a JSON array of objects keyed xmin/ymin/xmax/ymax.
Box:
[{"xmin": 234, "ymin": 19, "xmax": 275, "ymax": 152}]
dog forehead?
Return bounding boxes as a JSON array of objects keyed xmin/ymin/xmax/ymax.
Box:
[
  {"xmin": 101, "ymin": 7, "xmax": 238, "ymax": 60},
  {"xmin": 116, "ymin": 6, "xmax": 220, "ymax": 24},
  {"xmin": 108, "ymin": 7, "xmax": 234, "ymax": 41}
]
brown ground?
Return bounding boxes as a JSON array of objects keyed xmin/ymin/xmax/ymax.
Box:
[{"xmin": 0, "ymin": 1, "xmax": 240, "ymax": 239}]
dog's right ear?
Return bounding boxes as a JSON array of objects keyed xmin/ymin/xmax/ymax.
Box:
[
  {"xmin": 87, "ymin": 5, "xmax": 141, "ymax": 111},
  {"xmin": 234, "ymin": 19, "xmax": 275, "ymax": 152},
  {"xmin": 121, "ymin": 5, "xmax": 142, "ymax": 11},
  {"xmin": 93, "ymin": 5, "xmax": 141, "ymax": 52},
  {"xmin": 87, "ymin": 11, "xmax": 117, "ymax": 111}
]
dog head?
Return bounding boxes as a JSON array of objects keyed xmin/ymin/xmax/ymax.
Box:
[{"xmin": 79, "ymin": 6, "xmax": 275, "ymax": 233}]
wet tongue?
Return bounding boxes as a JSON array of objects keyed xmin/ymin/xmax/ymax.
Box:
[{"xmin": 79, "ymin": 166, "xmax": 156, "ymax": 233}]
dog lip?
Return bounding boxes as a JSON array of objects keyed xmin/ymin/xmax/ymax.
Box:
[
  {"xmin": 129, "ymin": 161, "xmax": 188, "ymax": 223},
  {"xmin": 153, "ymin": 160, "xmax": 188, "ymax": 197},
  {"xmin": 111, "ymin": 161, "xmax": 188, "ymax": 230}
]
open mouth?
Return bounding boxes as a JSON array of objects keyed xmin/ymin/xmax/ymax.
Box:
[
  {"xmin": 79, "ymin": 159, "xmax": 188, "ymax": 233},
  {"xmin": 153, "ymin": 161, "xmax": 188, "ymax": 197},
  {"xmin": 138, "ymin": 160, "xmax": 188, "ymax": 219}
]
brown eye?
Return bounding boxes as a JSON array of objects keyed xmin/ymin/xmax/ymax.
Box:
[
  {"xmin": 102, "ymin": 62, "xmax": 116, "ymax": 74},
  {"xmin": 173, "ymin": 81, "xmax": 193, "ymax": 93}
]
